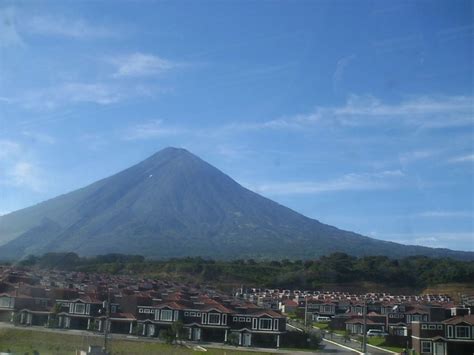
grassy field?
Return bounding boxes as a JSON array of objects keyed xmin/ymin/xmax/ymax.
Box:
[
  {"xmin": 0, "ymin": 328, "xmax": 274, "ymax": 355},
  {"xmin": 367, "ymin": 336, "xmax": 405, "ymax": 353}
]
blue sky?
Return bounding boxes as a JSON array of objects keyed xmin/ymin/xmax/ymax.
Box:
[{"xmin": 0, "ymin": 0, "xmax": 472, "ymax": 251}]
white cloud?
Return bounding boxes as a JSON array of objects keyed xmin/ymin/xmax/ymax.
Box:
[
  {"xmin": 122, "ymin": 120, "xmax": 185, "ymax": 140},
  {"xmin": 448, "ymin": 154, "xmax": 474, "ymax": 164},
  {"xmin": 63, "ymin": 83, "xmax": 122, "ymax": 104},
  {"xmin": 23, "ymin": 15, "xmax": 115, "ymax": 39},
  {"xmin": 18, "ymin": 82, "xmax": 148, "ymax": 111},
  {"xmin": 331, "ymin": 95, "xmax": 473, "ymax": 127},
  {"xmin": 6, "ymin": 161, "xmax": 43, "ymax": 192},
  {"xmin": 0, "ymin": 139, "xmax": 22, "ymax": 159},
  {"xmin": 220, "ymin": 94, "xmax": 473, "ymax": 133},
  {"xmin": 220, "ymin": 112, "xmax": 321, "ymax": 133},
  {"xmin": 247, "ymin": 170, "xmax": 405, "ymax": 195},
  {"xmin": 376, "ymin": 232, "xmax": 474, "ymax": 250},
  {"xmin": 418, "ymin": 211, "xmax": 473, "ymax": 218},
  {"xmin": 0, "ymin": 140, "xmax": 44, "ymax": 192},
  {"xmin": 5, "ymin": 80, "xmax": 164, "ymax": 111},
  {"xmin": 398, "ymin": 150, "xmax": 438, "ymax": 165},
  {"xmin": 0, "ymin": 8, "xmax": 117, "ymax": 46},
  {"xmin": 111, "ymin": 53, "xmax": 178, "ymax": 78}
]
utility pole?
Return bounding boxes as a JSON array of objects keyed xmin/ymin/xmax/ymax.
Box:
[
  {"xmin": 103, "ymin": 287, "xmax": 110, "ymax": 354},
  {"xmin": 362, "ymin": 298, "xmax": 367, "ymax": 354},
  {"xmin": 304, "ymin": 294, "xmax": 308, "ymax": 328}
]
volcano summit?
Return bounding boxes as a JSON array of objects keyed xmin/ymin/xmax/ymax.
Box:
[{"xmin": 0, "ymin": 147, "xmax": 472, "ymax": 261}]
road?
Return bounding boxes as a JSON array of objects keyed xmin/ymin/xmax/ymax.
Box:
[
  {"xmin": 287, "ymin": 320, "xmax": 397, "ymax": 355},
  {"xmin": 286, "ymin": 322, "xmax": 357, "ymax": 354}
]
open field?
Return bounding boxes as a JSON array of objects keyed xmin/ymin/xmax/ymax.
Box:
[{"xmin": 0, "ymin": 328, "xmax": 275, "ymax": 355}]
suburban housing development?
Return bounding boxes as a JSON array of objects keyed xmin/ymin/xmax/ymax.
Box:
[
  {"xmin": 0, "ymin": 266, "xmax": 285, "ymax": 348},
  {"xmin": 245, "ymin": 288, "xmax": 474, "ymax": 354},
  {"xmin": 0, "ymin": 266, "xmax": 473, "ymax": 354}
]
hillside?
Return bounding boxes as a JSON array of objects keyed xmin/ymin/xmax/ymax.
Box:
[{"xmin": 0, "ymin": 147, "xmax": 472, "ymax": 260}]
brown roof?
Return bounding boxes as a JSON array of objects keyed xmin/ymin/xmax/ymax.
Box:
[
  {"xmin": 367, "ymin": 312, "xmax": 383, "ymax": 317},
  {"xmin": 154, "ymin": 301, "xmax": 186, "ymax": 310},
  {"xmin": 443, "ymin": 315, "xmax": 474, "ymax": 325},
  {"xmin": 110, "ymin": 312, "xmax": 136, "ymax": 320}
]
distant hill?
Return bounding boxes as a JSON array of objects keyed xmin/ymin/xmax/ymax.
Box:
[{"xmin": 0, "ymin": 147, "xmax": 472, "ymax": 261}]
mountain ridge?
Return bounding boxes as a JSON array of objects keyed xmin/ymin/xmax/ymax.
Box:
[{"xmin": 0, "ymin": 147, "xmax": 472, "ymax": 261}]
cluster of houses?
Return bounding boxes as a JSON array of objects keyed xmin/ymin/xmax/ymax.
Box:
[
  {"xmin": 1, "ymin": 266, "xmax": 473, "ymax": 354},
  {"xmin": 0, "ymin": 267, "xmax": 285, "ymax": 348},
  {"xmin": 241, "ymin": 288, "xmax": 474, "ymax": 354}
]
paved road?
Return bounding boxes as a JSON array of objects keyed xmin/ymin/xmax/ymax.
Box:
[
  {"xmin": 287, "ymin": 320, "xmax": 396, "ymax": 355},
  {"xmin": 319, "ymin": 340, "xmax": 358, "ymax": 354},
  {"xmin": 320, "ymin": 331, "xmax": 396, "ymax": 355},
  {"xmin": 286, "ymin": 323, "xmax": 357, "ymax": 354}
]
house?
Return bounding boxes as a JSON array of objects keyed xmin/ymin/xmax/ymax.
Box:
[
  {"xmin": 279, "ymin": 300, "xmax": 297, "ymax": 314},
  {"xmin": 298, "ymin": 299, "xmax": 336, "ymax": 318},
  {"xmin": 345, "ymin": 317, "xmax": 386, "ymax": 335},
  {"xmin": 13, "ymin": 295, "xmax": 52, "ymax": 327},
  {"xmin": 0, "ymin": 293, "xmax": 15, "ymax": 322},
  {"xmin": 229, "ymin": 307, "xmax": 285, "ymax": 348},
  {"xmin": 411, "ymin": 315, "xmax": 474, "ymax": 355},
  {"xmin": 97, "ymin": 312, "xmax": 136, "ymax": 334},
  {"xmin": 317, "ymin": 302, "xmax": 337, "ymax": 317},
  {"xmin": 182, "ymin": 298, "xmax": 232, "ymax": 343},
  {"xmin": 136, "ymin": 300, "xmax": 185, "ymax": 337},
  {"xmin": 134, "ymin": 293, "xmax": 286, "ymax": 348},
  {"xmin": 405, "ymin": 305, "xmax": 430, "ymax": 324},
  {"xmin": 55, "ymin": 295, "xmax": 104, "ymax": 330}
]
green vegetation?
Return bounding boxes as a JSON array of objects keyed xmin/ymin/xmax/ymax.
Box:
[
  {"xmin": 158, "ymin": 320, "xmax": 187, "ymax": 344},
  {"xmin": 367, "ymin": 336, "xmax": 405, "ymax": 353},
  {"xmin": 20, "ymin": 252, "xmax": 474, "ymax": 290},
  {"xmin": 312, "ymin": 322, "xmax": 329, "ymax": 330},
  {"xmin": 342, "ymin": 331, "xmax": 351, "ymax": 343},
  {"xmin": 226, "ymin": 332, "xmax": 240, "ymax": 346},
  {"xmin": 0, "ymin": 328, "xmax": 273, "ymax": 355}
]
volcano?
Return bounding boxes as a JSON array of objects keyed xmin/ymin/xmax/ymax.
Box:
[{"xmin": 0, "ymin": 147, "xmax": 472, "ymax": 261}]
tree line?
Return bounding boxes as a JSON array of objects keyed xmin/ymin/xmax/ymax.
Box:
[{"xmin": 15, "ymin": 252, "xmax": 474, "ymax": 289}]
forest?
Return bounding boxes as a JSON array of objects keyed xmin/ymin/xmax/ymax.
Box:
[{"xmin": 15, "ymin": 252, "xmax": 474, "ymax": 290}]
